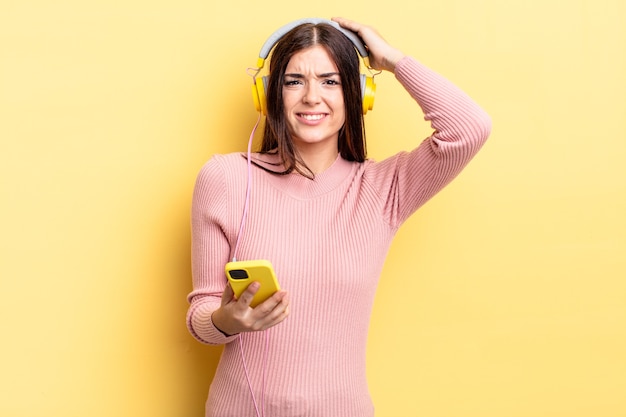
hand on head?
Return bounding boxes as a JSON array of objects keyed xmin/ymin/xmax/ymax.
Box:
[{"xmin": 331, "ymin": 17, "xmax": 405, "ymax": 72}]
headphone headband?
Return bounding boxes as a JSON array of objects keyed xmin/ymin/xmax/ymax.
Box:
[{"xmin": 256, "ymin": 18, "xmax": 369, "ymax": 69}]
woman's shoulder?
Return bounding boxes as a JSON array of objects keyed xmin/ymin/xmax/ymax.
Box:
[
  {"xmin": 202, "ymin": 152, "xmax": 247, "ymax": 167},
  {"xmin": 193, "ymin": 153, "xmax": 248, "ymax": 192},
  {"xmin": 197, "ymin": 152, "xmax": 248, "ymax": 175}
]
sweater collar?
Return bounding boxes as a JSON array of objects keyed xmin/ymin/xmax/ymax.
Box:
[{"xmin": 253, "ymin": 153, "xmax": 356, "ymax": 199}]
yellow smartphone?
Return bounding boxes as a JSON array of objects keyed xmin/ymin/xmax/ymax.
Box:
[{"xmin": 225, "ymin": 259, "xmax": 281, "ymax": 308}]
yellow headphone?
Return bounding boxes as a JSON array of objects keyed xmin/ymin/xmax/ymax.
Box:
[{"xmin": 251, "ymin": 18, "xmax": 376, "ymax": 116}]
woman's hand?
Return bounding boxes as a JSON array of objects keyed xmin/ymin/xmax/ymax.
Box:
[
  {"xmin": 332, "ymin": 17, "xmax": 405, "ymax": 73},
  {"xmin": 211, "ymin": 282, "xmax": 290, "ymax": 336}
]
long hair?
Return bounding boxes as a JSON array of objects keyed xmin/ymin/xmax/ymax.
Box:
[{"xmin": 258, "ymin": 23, "xmax": 366, "ymax": 178}]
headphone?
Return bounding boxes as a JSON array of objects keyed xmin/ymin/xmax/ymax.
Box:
[{"xmin": 250, "ymin": 18, "xmax": 376, "ymax": 115}]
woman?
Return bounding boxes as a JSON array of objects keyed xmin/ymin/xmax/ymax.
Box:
[{"xmin": 187, "ymin": 17, "xmax": 491, "ymax": 417}]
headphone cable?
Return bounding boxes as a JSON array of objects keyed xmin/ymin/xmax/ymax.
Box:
[
  {"xmin": 234, "ymin": 111, "xmax": 268, "ymax": 417},
  {"xmin": 239, "ymin": 329, "xmax": 270, "ymax": 417},
  {"xmin": 232, "ymin": 112, "xmax": 261, "ymax": 262}
]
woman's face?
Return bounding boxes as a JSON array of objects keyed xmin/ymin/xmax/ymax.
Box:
[{"xmin": 282, "ymin": 45, "xmax": 346, "ymax": 152}]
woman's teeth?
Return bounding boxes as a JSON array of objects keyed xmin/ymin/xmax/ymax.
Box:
[{"xmin": 300, "ymin": 114, "xmax": 325, "ymax": 121}]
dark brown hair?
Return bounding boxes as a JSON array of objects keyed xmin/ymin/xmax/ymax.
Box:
[{"xmin": 258, "ymin": 23, "xmax": 366, "ymax": 178}]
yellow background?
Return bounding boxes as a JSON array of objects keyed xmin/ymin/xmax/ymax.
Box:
[{"xmin": 1, "ymin": 0, "xmax": 625, "ymax": 416}]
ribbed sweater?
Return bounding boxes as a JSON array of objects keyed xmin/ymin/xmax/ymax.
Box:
[{"xmin": 187, "ymin": 56, "xmax": 491, "ymax": 417}]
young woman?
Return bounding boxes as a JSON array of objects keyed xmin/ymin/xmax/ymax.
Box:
[{"xmin": 187, "ymin": 17, "xmax": 491, "ymax": 417}]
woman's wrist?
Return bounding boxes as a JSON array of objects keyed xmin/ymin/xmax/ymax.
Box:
[
  {"xmin": 211, "ymin": 309, "xmax": 237, "ymax": 337},
  {"xmin": 385, "ymin": 50, "xmax": 406, "ymax": 73}
]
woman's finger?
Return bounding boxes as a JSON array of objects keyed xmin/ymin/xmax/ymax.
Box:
[
  {"xmin": 220, "ymin": 283, "xmax": 235, "ymax": 307},
  {"xmin": 237, "ymin": 281, "xmax": 261, "ymax": 307},
  {"xmin": 252, "ymin": 291, "xmax": 290, "ymax": 328}
]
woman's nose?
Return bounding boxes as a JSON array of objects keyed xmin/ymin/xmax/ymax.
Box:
[{"xmin": 302, "ymin": 82, "xmax": 321, "ymax": 104}]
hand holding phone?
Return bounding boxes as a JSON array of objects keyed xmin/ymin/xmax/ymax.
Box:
[
  {"xmin": 225, "ymin": 259, "xmax": 281, "ymax": 308},
  {"xmin": 212, "ymin": 260, "xmax": 287, "ymax": 335}
]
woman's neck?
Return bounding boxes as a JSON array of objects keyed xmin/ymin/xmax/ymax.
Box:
[{"xmin": 296, "ymin": 145, "xmax": 339, "ymax": 174}]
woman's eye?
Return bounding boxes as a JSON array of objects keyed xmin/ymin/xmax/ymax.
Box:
[
  {"xmin": 284, "ymin": 79, "xmax": 302, "ymax": 86},
  {"xmin": 324, "ymin": 79, "xmax": 340, "ymax": 85}
]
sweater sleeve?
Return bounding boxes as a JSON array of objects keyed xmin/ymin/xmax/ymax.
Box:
[
  {"xmin": 186, "ymin": 156, "xmax": 239, "ymax": 345},
  {"xmin": 367, "ymin": 56, "xmax": 492, "ymax": 227}
]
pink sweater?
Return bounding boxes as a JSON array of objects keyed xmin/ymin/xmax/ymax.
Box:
[{"xmin": 187, "ymin": 56, "xmax": 491, "ymax": 417}]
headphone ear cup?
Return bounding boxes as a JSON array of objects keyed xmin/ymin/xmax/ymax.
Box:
[
  {"xmin": 252, "ymin": 76, "xmax": 269, "ymax": 115},
  {"xmin": 360, "ymin": 74, "xmax": 376, "ymax": 115}
]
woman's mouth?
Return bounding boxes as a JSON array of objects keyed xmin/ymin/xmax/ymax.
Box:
[{"xmin": 298, "ymin": 113, "xmax": 327, "ymax": 121}]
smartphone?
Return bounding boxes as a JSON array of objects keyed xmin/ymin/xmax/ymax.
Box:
[{"xmin": 225, "ymin": 259, "xmax": 281, "ymax": 308}]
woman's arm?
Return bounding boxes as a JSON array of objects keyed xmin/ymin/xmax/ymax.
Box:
[
  {"xmin": 380, "ymin": 56, "xmax": 492, "ymax": 226},
  {"xmin": 187, "ymin": 156, "xmax": 289, "ymax": 344},
  {"xmin": 186, "ymin": 157, "xmax": 238, "ymax": 345},
  {"xmin": 334, "ymin": 17, "xmax": 492, "ymax": 226}
]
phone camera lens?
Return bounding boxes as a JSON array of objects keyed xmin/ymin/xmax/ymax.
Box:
[{"xmin": 229, "ymin": 269, "xmax": 249, "ymax": 279}]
